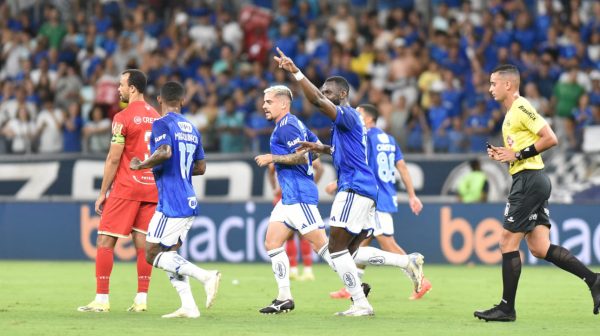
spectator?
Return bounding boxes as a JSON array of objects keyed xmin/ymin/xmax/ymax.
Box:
[
  {"xmin": 428, "ymin": 81, "xmax": 451, "ymax": 152},
  {"xmin": 82, "ymin": 105, "xmax": 110, "ymax": 153},
  {"xmin": 457, "ymin": 159, "xmax": 488, "ymax": 203},
  {"xmin": 215, "ymin": 97, "xmax": 245, "ymax": 153},
  {"xmin": 2, "ymin": 104, "xmax": 36, "ymax": 154},
  {"xmin": 552, "ymin": 67, "xmax": 585, "ymax": 150},
  {"xmin": 37, "ymin": 6, "xmax": 67, "ymax": 49},
  {"xmin": 63, "ymin": 102, "xmax": 83, "ymax": 152},
  {"xmin": 35, "ymin": 96, "xmax": 64, "ymax": 153}
]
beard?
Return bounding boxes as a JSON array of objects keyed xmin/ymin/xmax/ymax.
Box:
[{"xmin": 119, "ymin": 93, "xmax": 129, "ymax": 103}]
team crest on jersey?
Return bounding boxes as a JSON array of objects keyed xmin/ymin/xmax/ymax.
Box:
[
  {"xmin": 178, "ymin": 122, "xmax": 193, "ymax": 133},
  {"xmin": 133, "ymin": 116, "xmax": 142, "ymax": 124},
  {"xmin": 506, "ymin": 135, "xmax": 514, "ymax": 148},
  {"xmin": 188, "ymin": 197, "xmax": 198, "ymax": 209}
]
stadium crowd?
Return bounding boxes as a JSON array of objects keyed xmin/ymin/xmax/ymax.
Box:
[{"xmin": 1, "ymin": 0, "xmax": 600, "ymax": 155}]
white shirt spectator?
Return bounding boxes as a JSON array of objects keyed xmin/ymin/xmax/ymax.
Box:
[
  {"xmin": 36, "ymin": 107, "xmax": 64, "ymax": 153},
  {"xmin": 3, "ymin": 117, "xmax": 35, "ymax": 153}
]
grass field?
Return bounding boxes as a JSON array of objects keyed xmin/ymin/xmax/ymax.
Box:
[{"xmin": 0, "ymin": 261, "xmax": 598, "ymax": 336}]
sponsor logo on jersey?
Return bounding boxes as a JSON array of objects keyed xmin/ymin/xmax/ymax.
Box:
[
  {"xmin": 133, "ymin": 116, "xmax": 142, "ymax": 124},
  {"xmin": 376, "ymin": 133, "xmax": 390, "ymax": 143},
  {"xmin": 188, "ymin": 197, "xmax": 198, "ymax": 209},
  {"xmin": 287, "ymin": 137, "xmax": 300, "ymax": 148},
  {"xmin": 518, "ymin": 105, "xmax": 536, "ymax": 120},
  {"xmin": 178, "ymin": 122, "xmax": 193, "ymax": 133},
  {"xmin": 155, "ymin": 134, "xmax": 166, "ymax": 142}
]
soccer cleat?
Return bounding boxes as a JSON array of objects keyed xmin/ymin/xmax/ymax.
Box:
[
  {"xmin": 330, "ymin": 287, "xmax": 351, "ymax": 299},
  {"xmin": 590, "ymin": 274, "xmax": 600, "ymax": 315},
  {"xmin": 474, "ymin": 304, "xmax": 516, "ymax": 322},
  {"xmin": 299, "ymin": 271, "xmax": 315, "ymax": 281},
  {"xmin": 259, "ymin": 299, "xmax": 295, "ymax": 314},
  {"xmin": 126, "ymin": 302, "xmax": 147, "ymax": 312},
  {"xmin": 409, "ymin": 277, "xmax": 432, "ymax": 300},
  {"xmin": 77, "ymin": 301, "xmax": 110, "ymax": 312},
  {"xmin": 204, "ymin": 271, "xmax": 221, "ymax": 309},
  {"xmin": 289, "ymin": 267, "xmax": 300, "ymax": 281},
  {"xmin": 161, "ymin": 306, "xmax": 200, "ymax": 318},
  {"xmin": 405, "ymin": 253, "xmax": 425, "ymax": 293},
  {"xmin": 335, "ymin": 303, "xmax": 374, "ymax": 317}
]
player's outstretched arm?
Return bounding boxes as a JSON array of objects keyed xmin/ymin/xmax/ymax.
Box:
[
  {"xmin": 396, "ymin": 159, "xmax": 423, "ymax": 215},
  {"xmin": 192, "ymin": 159, "xmax": 206, "ymax": 176},
  {"xmin": 274, "ymin": 47, "xmax": 337, "ymax": 120},
  {"xmin": 130, "ymin": 144, "xmax": 171, "ymax": 170},
  {"xmin": 296, "ymin": 141, "xmax": 332, "ymax": 155},
  {"xmin": 254, "ymin": 152, "xmax": 309, "ymax": 167}
]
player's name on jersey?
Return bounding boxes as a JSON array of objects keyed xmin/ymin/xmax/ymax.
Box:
[
  {"xmin": 376, "ymin": 143, "xmax": 396, "ymax": 152},
  {"xmin": 175, "ymin": 132, "xmax": 198, "ymax": 142}
]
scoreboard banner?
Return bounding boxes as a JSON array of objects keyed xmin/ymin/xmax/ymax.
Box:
[
  {"xmin": 1, "ymin": 202, "xmax": 599, "ymax": 265},
  {"xmin": 0, "ymin": 154, "xmax": 510, "ymax": 202}
]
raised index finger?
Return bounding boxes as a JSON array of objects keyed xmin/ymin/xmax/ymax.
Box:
[{"xmin": 276, "ymin": 47, "xmax": 286, "ymax": 58}]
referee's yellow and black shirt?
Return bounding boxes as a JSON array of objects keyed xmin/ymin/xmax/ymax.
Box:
[{"xmin": 501, "ymin": 96, "xmax": 548, "ymax": 175}]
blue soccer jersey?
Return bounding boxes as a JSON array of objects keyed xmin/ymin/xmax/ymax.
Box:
[
  {"xmin": 150, "ymin": 112, "xmax": 204, "ymax": 218},
  {"xmin": 331, "ymin": 106, "xmax": 378, "ymax": 201},
  {"xmin": 366, "ymin": 127, "xmax": 404, "ymax": 213},
  {"xmin": 271, "ymin": 113, "xmax": 319, "ymax": 205}
]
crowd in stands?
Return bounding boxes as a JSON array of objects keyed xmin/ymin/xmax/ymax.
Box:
[{"xmin": 1, "ymin": 0, "xmax": 600, "ymax": 156}]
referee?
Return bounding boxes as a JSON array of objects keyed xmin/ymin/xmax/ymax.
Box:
[{"xmin": 474, "ymin": 64, "xmax": 600, "ymax": 322}]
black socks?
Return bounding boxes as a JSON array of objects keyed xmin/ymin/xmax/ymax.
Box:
[{"xmin": 545, "ymin": 244, "xmax": 598, "ymax": 288}]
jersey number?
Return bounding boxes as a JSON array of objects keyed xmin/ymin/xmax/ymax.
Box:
[
  {"xmin": 377, "ymin": 152, "xmax": 396, "ymax": 183},
  {"xmin": 178, "ymin": 142, "xmax": 196, "ymax": 178}
]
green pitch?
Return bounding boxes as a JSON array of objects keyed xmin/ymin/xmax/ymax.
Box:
[{"xmin": 0, "ymin": 262, "xmax": 598, "ymax": 336}]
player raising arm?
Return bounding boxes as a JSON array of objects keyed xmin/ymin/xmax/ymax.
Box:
[
  {"xmin": 130, "ymin": 81, "xmax": 221, "ymax": 319},
  {"xmin": 329, "ymin": 104, "xmax": 431, "ymax": 301},
  {"xmin": 275, "ymin": 48, "xmax": 424, "ymax": 316}
]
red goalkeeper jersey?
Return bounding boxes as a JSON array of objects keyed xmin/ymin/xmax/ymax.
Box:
[{"xmin": 109, "ymin": 100, "xmax": 160, "ymax": 203}]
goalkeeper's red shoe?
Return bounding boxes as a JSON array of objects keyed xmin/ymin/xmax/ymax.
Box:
[
  {"xmin": 329, "ymin": 287, "xmax": 351, "ymax": 299},
  {"xmin": 409, "ymin": 277, "xmax": 432, "ymax": 300}
]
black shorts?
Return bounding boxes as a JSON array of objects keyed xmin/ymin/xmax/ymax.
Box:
[{"xmin": 503, "ymin": 169, "xmax": 552, "ymax": 233}]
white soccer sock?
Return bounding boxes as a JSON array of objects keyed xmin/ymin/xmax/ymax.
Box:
[
  {"xmin": 268, "ymin": 247, "xmax": 292, "ymax": 301},
  {"xmin": 331, "ymin": 249, "xmax": 368, "ymax": 306},
  {"xmin": 154, "ymin": 251, "xmax": 212, "ymax": 283},
  {"xmin": 317, "ymin": 244, "xmax": 334, "ymax": 270},
  {"xmin": 167, "ymin": 271, "xmax": 197, "ymax": 309},
  {"xmin": 134, "ymin": 292, "xmax": 147, "ymax": 304},
  {"xmin": 95, "ymin": 294, "xmax": 109, "ymax": 304},
  {"xmin": 354, "ymin": 246, "xmax": 409, "ymax": 268}
]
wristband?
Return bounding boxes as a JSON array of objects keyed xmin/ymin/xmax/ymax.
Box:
[
  {"xmin": 519, "ymin": 144, "xmax": 539, "ymax": 160},
  {"xmin": 293, "ymin": 71, "xmax": 305, "ymax": 81}
]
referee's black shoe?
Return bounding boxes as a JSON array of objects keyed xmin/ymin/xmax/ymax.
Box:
[
  {"xmin": 591, "ymin": 274, "xmax": 600, "ymax": 315},
  {"xmin": 474, "ymin": 304, "xmax": 516, "ymax": 322}
]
